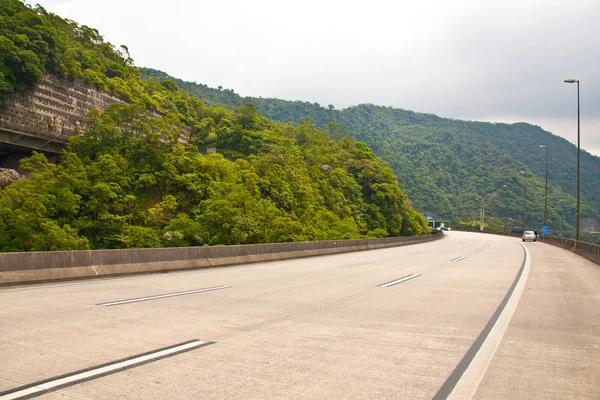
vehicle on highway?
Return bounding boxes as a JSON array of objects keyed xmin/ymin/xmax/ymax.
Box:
[{"xmin": 522, "ymin": 230, "xmax": 536, "ymax": 242}]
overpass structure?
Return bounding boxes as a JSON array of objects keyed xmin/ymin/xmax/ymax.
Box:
[{"xmin": 0, "ymin": 74, "xmax": 125, "ymax": 168}]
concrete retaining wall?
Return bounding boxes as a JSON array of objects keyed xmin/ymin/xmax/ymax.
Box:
[
  {"xmin": 0, "ymin": 233, "xmax": 442, "ymax": 286},
  {"xmin": 540, "ymin": 236, "xmax": 600, "ymax": 265}
]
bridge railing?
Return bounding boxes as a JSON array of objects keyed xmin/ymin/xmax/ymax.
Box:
[{"xmin": 540, "ymin": 236, "xmax": 600, "ymax": 265}]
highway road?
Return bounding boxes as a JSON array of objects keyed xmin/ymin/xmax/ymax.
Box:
[{"xmin": 1, "ymin": 231, "xmax": 599, "ymax": 399}]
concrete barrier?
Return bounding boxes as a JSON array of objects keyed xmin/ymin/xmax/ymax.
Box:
[
  {"xmin": 0, "ymin": 232, "xmax": 443, "ymax": 286},
  {"xmin": 540, "ymin": 236, "xmax": 600, "ymax": 265}
]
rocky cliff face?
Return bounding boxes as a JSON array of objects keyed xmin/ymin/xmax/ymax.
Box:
[{"xmin": 0, "ymin": 74, "xmax": 126, "ymax": 145}]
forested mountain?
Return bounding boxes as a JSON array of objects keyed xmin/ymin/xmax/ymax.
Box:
[
  {"xmin": 141, "ymin": 69, "xmax": 600, "ymax": 234},
  {"xmin": 0, "ymin": 1, "xmax": 429, "ymax": 252}
]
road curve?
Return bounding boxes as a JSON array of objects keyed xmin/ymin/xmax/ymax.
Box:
[{"xmin": 0, "ymin": 231, "xmax": 598, "ymax": 399}]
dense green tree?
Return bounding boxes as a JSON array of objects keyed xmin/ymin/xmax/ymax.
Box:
[
  {"xmin": 0, "ymin": 152, "xmax": 89, "ymax": 251},
  {"xmin": 0, "ymin": 101, "xmax": 428, "ymax": 251}
]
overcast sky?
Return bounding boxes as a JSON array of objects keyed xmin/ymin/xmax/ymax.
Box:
[{"xmin": 30, "ymin": 0, "xmax": 600, "ymax": 156}]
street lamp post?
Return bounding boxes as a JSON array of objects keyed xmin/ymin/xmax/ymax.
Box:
[
  {"xmin": 564, "ymin": 79, "xmax": 580, "ymax": 241},
  {"xmin": 540, "ymin": 145, "xmax": 548, "ymax": 227},
  {"xmin": 479, "ymin": 187, "xmax": 505, "ymax": 231},
  {"xmin": 481, "ymin": 192, "xmax": 499, "ymax": 225},
  {"xmin": 480, "ymin": 194, "xmax": 488, "ymax": 226},
  {"xmin": 520, "ymin": 171, "xmax": 527, "ymax": 231}
]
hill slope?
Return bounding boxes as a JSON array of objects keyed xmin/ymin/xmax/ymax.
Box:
[
  {"xmin": 141, "ymin": 68, "xmax": 600, "ymax": 233},
  {"xmin": 0, "ymin": 1, "xmax": 428, "ymax": 252}
]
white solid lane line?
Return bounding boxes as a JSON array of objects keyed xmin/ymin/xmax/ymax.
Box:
[
  {"xmin": 97, "ymin": 285, "xmax": 230, "ymax": 306},
  {"xmin": 447, "ymin": 243, "xmax": 531, "ymax": 399},
  {"xmin": 377, "ymin": 273, "xmax": 421, "ymax": 288},
  {"xmin": 0, "ymin": 340, "xmax": 210, "ymax": 400}
]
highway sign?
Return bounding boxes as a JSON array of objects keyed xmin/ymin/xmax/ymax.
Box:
[{"xmin": 542, "ymin": 225, "xmax": 549, "ymax": 235}]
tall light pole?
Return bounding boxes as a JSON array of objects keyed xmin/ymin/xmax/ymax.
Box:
[
  {"xmin": 540, "ymin": 145, "xmax": 548, "ymax": 227},
  {"xmin": 564, "ymin": 79, "xmax": 580, "ymax": 241},
  {"xmin": 520, "ymin": 170, "xmax": 527, "ymax": 231},
  {"xmin": 480, "ymin": 194, "xmax": 488, "ymax": 226},
  {"xmin": 480, "ymin": 192, "xmax": 499, "ymax": 226}
]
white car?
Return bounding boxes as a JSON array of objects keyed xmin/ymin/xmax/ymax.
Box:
[{"xmin": 522, "ymin": 230, "xmax": 536, "ymax": 242}]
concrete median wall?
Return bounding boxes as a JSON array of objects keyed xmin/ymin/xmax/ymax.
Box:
[
  {"xmin": 0, "ymin": 232, "xmax": 442, "ymax": 286},
  {"xmin": 540, "ymin": 236, "xmax": 600, "ymax": 265}
]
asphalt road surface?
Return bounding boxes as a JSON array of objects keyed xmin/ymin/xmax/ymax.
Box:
[{"xmin": 1, "ymin": 231, "xmax": 599, "ymax": 399}]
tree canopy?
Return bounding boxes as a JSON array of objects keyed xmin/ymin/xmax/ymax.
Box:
[{"xmin": 0, "ymin": 103, "xmax": 429, "ymax": 251}]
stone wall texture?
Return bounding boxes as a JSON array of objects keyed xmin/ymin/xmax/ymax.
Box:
[{"xmin": 0, "ymin": 74, "xmax": 126, "ymax": 144}]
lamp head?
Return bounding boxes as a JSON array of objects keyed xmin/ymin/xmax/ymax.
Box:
[{"xmin": 564, "ymin": 79, "xmax": 578, "ymax": 83}]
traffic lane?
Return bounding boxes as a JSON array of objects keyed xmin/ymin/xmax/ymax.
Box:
[
  {"xmin": 1, "ymin": 232, "xmax": 526, "ymax": 398},
  {"xmin": 0, "ymin": 231, "xmax": 520, "ymax": 396},
  {"xmin": 475, "ymin": 241, "xmax": 600, "ymax": 399},
  {"xmin": 17, "ymin": 267, "xmax": 523, "ymax": 398},
  {"xmin": 0, "ymin": 231, "xmax": 482, "ymax": 346},
  {"xmin": 0, "ymin": 233, "xmax": 494, "ymax": 340},
  {"xmin": 108, "ymin": 234, "xmax": 522, "ymax": 399},
  {"xmin": 1, "ymin": 239, "xmax": 429, "ymax": 393}
]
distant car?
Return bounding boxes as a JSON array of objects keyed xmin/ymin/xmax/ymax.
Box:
[{"xmin": 522, "ymin": 230, "xmax": 536, "ymax": 242}]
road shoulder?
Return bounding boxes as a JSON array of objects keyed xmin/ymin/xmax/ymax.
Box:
[{"xmin": 475, "ymin": 241, "xmax": 600, "ymax": 399}]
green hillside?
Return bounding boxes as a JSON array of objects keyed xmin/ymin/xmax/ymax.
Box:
[
  {"xmin": 0, "ymin": 1, "xmax": 428, "ymax": 252},
  {"xmin": 141, "ymin": 69, "xmax": 600, "ymax": 235}
]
